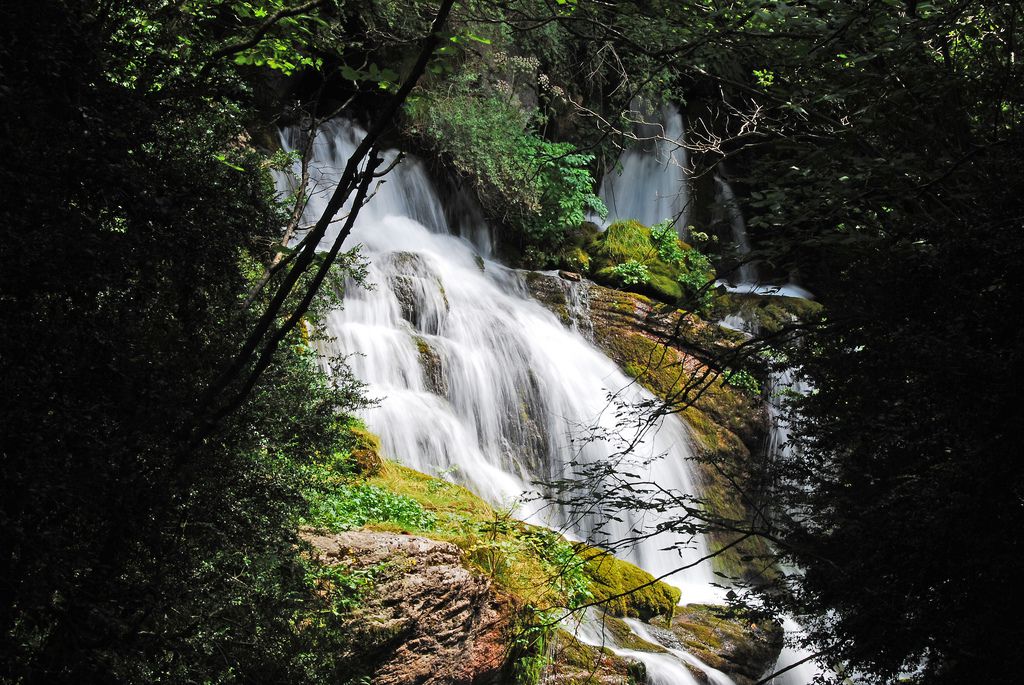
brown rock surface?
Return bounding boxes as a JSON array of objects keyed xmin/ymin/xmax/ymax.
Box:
[{"xmin": 304, "ymin": 530, "xmax": 513, "ymax": 685}]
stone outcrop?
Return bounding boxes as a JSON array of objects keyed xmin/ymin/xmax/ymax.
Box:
[{"xmin": 304, "ymin": 530, "xmax": 513, "ymax": 684}]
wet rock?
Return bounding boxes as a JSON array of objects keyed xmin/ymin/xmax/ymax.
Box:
[
  {"xmin": 578, "ymin": 546, "xmax": 680, "ymax": 621},
  {"xmin": 524, "ymin": 274, "xmax": 775, "ymax": 583},
  {"xmin": 558, "ymin": 270, "xmax": 582, "ymax": 282},
  {"xmin": 651, "ymin": 604, "xmax": 784, "ymax": 685},
  {"xmin": 413, "ymin": 336, "xmax": 448, "ymax": 396},
  {"xmin": 385, "ymin": 252, "xmax": 449, "ymax": 335},
  {"xmin": 544, "ymin": 628, "xmax": 647, "ymax": 685},
  {"xmin": 304, "ymin": 530, "xmax": 513, "ymax": 685}
]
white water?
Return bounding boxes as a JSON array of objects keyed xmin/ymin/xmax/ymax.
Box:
[
  {"xmin": 281, "ymin": 120, "xmax": 719, "ymax": 605},
  {"xmin": 597, "ymin": 104, "xmax": 689, "ymax": 230},
  {"xmin": 625, "ymin": 618, "xmax": 737, "ymax": 685},
  {"xmin": 572, "ymin": 609, "xmax": 706, "ymax": 685},
  {"xmin": 715, "ymin": 175, "xmax": 757, "ymax": 283}
]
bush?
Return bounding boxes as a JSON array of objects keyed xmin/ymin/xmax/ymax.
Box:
[{"xmin": 305, "ymin": 482, "xmax": 437, "ymax": 532}]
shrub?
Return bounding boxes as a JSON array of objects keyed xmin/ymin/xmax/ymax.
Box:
[
  {"xmin": 608, "ymin": 259, "xmax": 651, "ymax": 285},
  {"xmin": 406, "ymin": 72, "xmax": 604, "ymax": 265}
]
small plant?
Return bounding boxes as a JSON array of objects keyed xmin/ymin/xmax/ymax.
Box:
[
  {"xmin": 650, "ymin": 220, "xmax": 685, "ymax": 265},
  {"xmin": 609, "ymin": 260, "xmax": 651, "ymax": 285},
  {"xmin": 723, "ymin": 368, "xmax": 761, "ymax": 395}
]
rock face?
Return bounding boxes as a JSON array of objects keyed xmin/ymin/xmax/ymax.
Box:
[{"xmin": 305, "ymin": 530, "xmax": 513, "ymax": 685}]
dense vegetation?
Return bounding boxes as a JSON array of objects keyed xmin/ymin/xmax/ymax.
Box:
[{"xmin": 2, "ymin": 0, "xmax": 1022, "ymax": 683}]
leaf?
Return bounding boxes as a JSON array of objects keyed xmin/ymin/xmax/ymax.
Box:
[{"xmin": 214, "ymin": 154, "xmax": 244, "ymax": 172}]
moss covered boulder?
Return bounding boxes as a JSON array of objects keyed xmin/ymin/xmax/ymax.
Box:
[
  {"xmin": 578, "ymin": 546, "xmax": 681, "ymax": 620},
  {"xmin": 348, "ymin": 424, "xmax": 384, "ymax": 475},
  {"xmin": 711, "ymin": 291, "xmax": 822, "ymax": 335},
  {"xmin": 587, "ymin": 219, "xmax": 713, "ymax": 306}
]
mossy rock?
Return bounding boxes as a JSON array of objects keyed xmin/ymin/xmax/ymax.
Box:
[
  {"xmin": 556, "ymin": 245, "xmax": 592, "ymax": 274},
  {"xmin": 711, "ymin": 292, "xmax": 822, "ymax": 334},
  {"xmin": 348, "ymin": 426, "xmax": 383, "ymax": 475},
  {"xmin": 647, "ymin": 273, "xmax": 683, "ymax": 302},
  {"xmin": 652, "ymin": 604, "xmax": 783, "ymax": 685},
  {"xmin": 548, "ymin": 628, "xmax": 647, "ymax": 684},
  {"xmin": 413, "ymin": 335, "xmax": 447, "ymax": 396},
  {"xmin": 589, "ymin": 219, "xmax": 714, "ymax": 306},
  {"xmin": 577, "ymin": 546, "xmax": 681, "ymax": 620},
  {"xmin": 589, "ymin": 220, "xmax": 660, "ymax": 263}
]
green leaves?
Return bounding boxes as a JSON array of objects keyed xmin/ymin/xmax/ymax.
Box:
[
  {"xmin": 609, "ymin": 260, "xmax": 651, "ymax": 286},
  {"xmin": 406, "ymin": 81, "xmax": 603, "ymax": 265}
]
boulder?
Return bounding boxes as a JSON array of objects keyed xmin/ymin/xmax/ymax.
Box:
[{"xmin": 304, "ymin": 530, "xmax": 513, "ymax": 684}]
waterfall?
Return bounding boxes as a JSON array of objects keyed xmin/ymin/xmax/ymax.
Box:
[
  {"xmin": 718, "ymin": 307, "xmax": 822, "ymax": 685},
  {"xmin": 598, "ymin": 104, "xmax": 689, "ymax": 230},
  {"xmin": 281, "ymin": 120, "xmax": 719, "ymax": 605},
  {"xmin": 714, "ymin": 175, "xmax": 757, "ymax": 283}
]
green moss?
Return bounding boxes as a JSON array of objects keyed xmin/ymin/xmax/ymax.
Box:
[
  {"xmin": 647, "ymin": 273, "xmax": 683, "ymax": 302},
  {"xmin": 591, "ymin": 220, "xmax": 656, "ymax": 263},
  {"xmin": 652, "ymin": 604, "xmax": 783, "ymax": 680},
  {"xmin": 600, "ymin": 613, "xmax": 668, "ymax": 652},
  {"xmin": 366, "ymin": 462, "xmax": 593, "ymax": 609},
  {"xmin": 548, "ymin": 628, "xmax": 646, "ymax": 684},
  {"xmin": 711, "ymin": 292, "xmax": 822, "ymax": 334},
  {"xmin": 557, "ymin": 245, "xmax": 591, "ymax": 273},
  {"xmin": 367, "ymin": 461, "xmax": 495, "ymax": 522},
  {"xmin": 589, "ymin": 220, "xmax": 714, "ymax": 307},
  {"xmin": 578, "ymin": 546, "xmax": 680, "ymax": 620}
]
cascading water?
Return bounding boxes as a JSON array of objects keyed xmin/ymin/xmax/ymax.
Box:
[
  {"xmin": 711, "ymin": 174, "xmax": 814, "ymax": 298},
  {"xmin": 714, "ymin": 175, "xmax": 757, "ymax": 284},
  {"xmin": 716, "ymin": 309, "xmax": 822, "ymax": 685},
  {"xmin": 281, "ymin": 120, "xmax": 720, "ymax": 610},
  {"xmin": 571, "ymin": 609, "xmax": 706, "ymax": 685},
  {"xmin": 597, "ymin": 104, "xmax": 689, "ymax": 230}
]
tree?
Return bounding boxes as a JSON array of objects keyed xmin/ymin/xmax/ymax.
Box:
[{"xmin": 0, "ymin": 0, "xmax": 455, "ymax": 681}]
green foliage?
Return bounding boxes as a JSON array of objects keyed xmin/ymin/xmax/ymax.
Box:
[
  {"xmin": 305, "ymin": 483, "xmax": 437, "ymax": 532},
  {"xmin": 505, "ymin": 607, "xmax": 556, "ymax": 685},
  {"xmin": 650, "ymin": 220, "xmax": 687, "ymax": 265},
  {"xmin": 406, "ymin": 69, "xmax": 604, "ymax": 265},
  {"xmin": 589, "ymin": 219, "xmax": 714, "ymax": 310},
  {"xmin": 304, "ymin": 560, "xmax": 381, "ymax": 613},
  {"xmin": 721, "ymin": 368, "xmax": 760, "ymax": 396},
  {"xmin": 0, "ymin": 0, "xmax": 382, "ymax": 681},
  {"xmin": 608, "ymin": 260, "xmax": 651, "ymax": 286}
]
